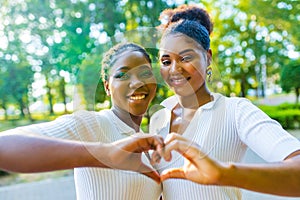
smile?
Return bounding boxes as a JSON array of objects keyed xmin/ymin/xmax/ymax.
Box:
[
  {"xmin": 129, "ymin": 94, "xmax": 146, "ymax": 100},
  {"xmin": 170, "ymin": 77, "xmax": 190, "ymax": 86}
]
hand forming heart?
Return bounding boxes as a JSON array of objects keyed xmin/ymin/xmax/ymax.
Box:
[
  {"xmin": 158, "ymin": 133, "xmax": 225, "ymax": 185},
  {"xmin": 101, "ymin": 133, "xmax": 225, "ymax": 185}
]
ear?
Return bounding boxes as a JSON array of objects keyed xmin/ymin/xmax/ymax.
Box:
[
  {"xmin": 206, "ymin": 49, "xmax": 212, "ymax": 66},
  {"xmin": 104, "ymin": 80, "xmax": 111, "ymax": 96}
]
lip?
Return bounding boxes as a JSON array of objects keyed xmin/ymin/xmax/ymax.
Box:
[
  {"xmin": 169, "ymin": 76, "xmax": 191, "ymax": 87},
  {"xmin": 127, "ymin": 91, "xmax": 149, "ymax": 101}
]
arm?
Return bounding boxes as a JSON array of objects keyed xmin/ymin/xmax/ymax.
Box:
[
  {"xmin": 0, "ymin": 131, "xmax": 98, "ymax": 172},
  {"xmin": 160, "ymin": 133, "xmax": 300, "ymax": 197},
  {"xmin": 224, "ymin": 150, "xmax": 300, "ymax": 197},
  {"xmin": 0, "ymin": 131, "xmax": 164, "ymax": 183}
]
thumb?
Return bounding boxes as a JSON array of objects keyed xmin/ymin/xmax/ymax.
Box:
[
  {"xmin": 160, "ymin": 168, "xmax": 186, "ymax": 181},
  {"xmin": 139, "ymin": 164, "xmax": 161, "ymax": 184}
]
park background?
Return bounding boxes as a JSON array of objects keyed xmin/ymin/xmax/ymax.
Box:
[{"xmin": 0, "ymin": 0, "xmax": 299, "ymax": 199}]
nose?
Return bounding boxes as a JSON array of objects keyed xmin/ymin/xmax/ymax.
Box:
[
  {"xmin": 129, "ymin": 75, "xmax": 144, "ymax": 89},
  {"xmin": 169, "ymin": 61, "xmax": 182, "ymax": 75}
]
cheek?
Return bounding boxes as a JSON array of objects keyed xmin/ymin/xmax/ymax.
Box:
[
  {"xmin": 145, "ymin": 81, "xmax": 157, "ymax": 96},
  {"xmin": 190, "ymin": 67, "xmax": 205, "ymax": 78},
  {"xmin": 145, "ymin": 76, "xmax": 157, "ymax": 84},
  {"xmin": 110, "ymin": 82, "xmax": 127, "ymax": 95},
  {"xmin": 186, "ymin": 62, "xmax": 207, "ymax": 78},
  {"xmin": 149, "ymin": 83, "xmax": 157, "ymax": 94},
  {"xmin": 160, "ymin": 67, "xmax": 168, "ymax": 78}
]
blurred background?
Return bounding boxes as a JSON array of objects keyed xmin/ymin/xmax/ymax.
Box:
[{"xmin": 0, "ymin": 0, "xmax": 299, "ymax": 199}]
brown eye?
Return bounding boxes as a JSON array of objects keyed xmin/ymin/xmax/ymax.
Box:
[
  {"xmin": 161, "ymin": 60, "xmax": 171, "ymax": 66},
  {"xmin": 139, "ymin": 69, "xmax": 153, "ymax": 79},
  {"xmin": 181, "ymin": 55, "xmax": 193, "ymax": 62},
  {"xmin": 113, "ymin": 72, "xmax": 130, "ymax": 80}
]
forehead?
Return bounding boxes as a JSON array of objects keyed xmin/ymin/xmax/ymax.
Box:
[
  {"xmin": 112, "ymin": 50, "xmax": 150, "ymax": 70},
  {"xmin": 159, "ymin": 34, "xmax": 200, "ymax": 55}
]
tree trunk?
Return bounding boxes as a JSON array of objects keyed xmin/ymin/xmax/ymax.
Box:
[
  {"xmin": 240, "ymin": 76, "xmax": 246, "ymax": 97},
  {"xmin": 18, "ymin": 99, "xmax": 26, "ymax": 118},
  {"xmin": 295, "ymin": 87, "xmax": 299, "ymax": 104},
  {"xmin": 45, "ymin": 78, "xmax": 54, "ymax": 115},
  {"xmin": 25, "ymin": 98, "xmax": 33, "ymax": 122},
  {"xmin": 59, "ymin": 77, "xmax": 67, "ymax": 113},
  {"xmin": 2, "ymin": 103, "xmax": 8, "ymax": 120}
]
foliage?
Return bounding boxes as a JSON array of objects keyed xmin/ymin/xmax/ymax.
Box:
[
  {"xmin": 209, "ymin": 0, "xmax": 299, "ymax": 98},
  {"xmin": 77, "ymin": 49, "xmax": 107, "ymax": 110},
  {"xmin": 280, "ymin": 60, "xmax": 300, "ymax": 103},
  {"xmin": 259, "ymin": 103, "xmax": 300, "ymax": 129},
  {"xmin": 0, "ymin": 0, "xmax": 299, "ymax": 120},
  {"xmin": 0, "ymin": 3, "xmax": 34, "ymax": 119}
]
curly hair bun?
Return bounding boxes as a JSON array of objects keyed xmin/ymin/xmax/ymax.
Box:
[{"xmin": 159, "ymin": 4, "xmax": 213, "ymax": 35}]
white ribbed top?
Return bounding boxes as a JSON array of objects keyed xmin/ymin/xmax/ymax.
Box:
[
  {"xmin": 150, "ymin": 93, "xmax": 300, "ymax": 200},
  {"xmin": 17, "ymin": 109, "xmax": 162, "ymax": 200}
]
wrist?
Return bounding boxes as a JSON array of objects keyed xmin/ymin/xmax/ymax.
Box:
[
  {"xmin": 218, "ymin": 162, "xmax": 237, "ymax": 186},
  {"xmin": 75, "ymin": 142, "xmax": 112, "ymax": 168}
]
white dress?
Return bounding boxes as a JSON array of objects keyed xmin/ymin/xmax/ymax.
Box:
[
  {"xmin": 16, "ymin": 109, "xmax": 162, "ymax": 200},
  {"xmin": 150, "ymin": 93, "xmax": 300, "ymax": 200}
]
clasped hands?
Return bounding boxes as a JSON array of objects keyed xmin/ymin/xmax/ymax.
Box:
[{"xmin": 107, "ymin": 133, "xmax": 225, "ymax": 185}]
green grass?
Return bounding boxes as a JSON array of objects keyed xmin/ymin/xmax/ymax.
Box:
[
  {"xmin": 0, "ymin": 113, "xmax": 64, "ymax": 131},
  {"xmin": 0, "ymin": 170, "xmax": 73, "ymax": 186},
  {"xmin": 0, "ymin": 119, "xmax": 48, "ymax": 131}
]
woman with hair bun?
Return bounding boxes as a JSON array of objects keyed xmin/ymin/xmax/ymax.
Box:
[{"xmin": 151, "ymin": 4, "xmax": 300, "ymax": 199}]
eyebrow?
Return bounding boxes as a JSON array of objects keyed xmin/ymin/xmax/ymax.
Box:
[
  {"xmin": 115, "ymin": 66, "xmax": 130, "ymax": 71},
  {"xmin": 115, "ymin": 65, "xmax": 151, "ymax": 72},
  {"xmin": 139, "ymin": 65, "xmax": 152, "ymax": 70},
  {"xmin": 179, "ymin": 49, "xmax": 195, "ymax": 55},
  {"xmin": 161, "ymin": 49, "xmax": 195, "ymax": 58}
]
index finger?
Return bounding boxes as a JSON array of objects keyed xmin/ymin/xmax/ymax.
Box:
[
  {"xmin": 160, "ymin": 168, "xmax": 186, "ymax": 181},
  {"xmin": 164, "ymin": 133, "xmax": 190, "ymax": 145},
  {"xmin": 162, "ymin": 139, "xmax": 203, "ymax": 163},
  {"xmin": 131, "ymin": 134, "xmax": 165, "ymax": 152}
]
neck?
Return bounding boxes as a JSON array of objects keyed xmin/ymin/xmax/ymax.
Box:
[
  {"xmin": 111, "ymin": 107, "xmax": 142, "ymax": 132},
  {"xmin": 176, "ymin": 86, "xmax": 212, "ymax": 109}
]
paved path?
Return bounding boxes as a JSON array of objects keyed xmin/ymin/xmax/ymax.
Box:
[
  {"xmin": 0, "ymin": 176, "xmax": 76, "ymax": 200},
  {"xmin": 256, "ymin": 93, "xmax": 297, "ymax": 105}
]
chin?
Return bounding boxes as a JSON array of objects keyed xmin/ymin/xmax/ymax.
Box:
[
  {"xmin": 134, "ymin": 107, "xmax": 151, "ymax": 116},
  {"xmin": 130, "ymin": 113, "xmax": 146, "ymax": 118},
  {"xmin": 172, "ymin": 87, "xmax": 191, "ymax": 96},
  {"xmin": 173, "ymin": 89, "xmax": 195, "ymax": 97}
]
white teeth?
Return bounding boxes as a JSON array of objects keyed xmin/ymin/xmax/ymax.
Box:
[
  {"xmin": 130, "ymin": 94, "xmax": 146, "ymax": 100},
  {"xmin": 171, "ymin": 78, "xmax": 186, "ymax": 83}
]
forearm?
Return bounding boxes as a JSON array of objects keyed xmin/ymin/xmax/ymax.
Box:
[
  {"xmin": 222, "ymin": 155, "xmax": 300, "ymax": 197},
  {"xmin": 0, "ymin": 133, "xmax": 108, "ymax": 173}
]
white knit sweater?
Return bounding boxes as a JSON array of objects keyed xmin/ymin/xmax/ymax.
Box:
[
  {"xmin": 17, "ymin": 109, "xmax": 162, "ymax": 200},
  {"xmin": 150, "ymin": 93, "xmax": 300, "ymax": 200}
]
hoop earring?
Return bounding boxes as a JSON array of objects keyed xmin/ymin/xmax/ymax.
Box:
[{"xmin": 206, "ymin": 67, "xmax": 212, "ymax": 83}]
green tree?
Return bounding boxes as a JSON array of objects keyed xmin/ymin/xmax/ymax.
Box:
[
  {"xmin": 207, "ymin": 0, "xmax": 299, "ymax": 98},
  {"xmin": 0, "ymin": 61, "xmax": 11, "ymax": 119},
  {"xmin": 0, "ymin": 0, "xmax": 34, "ymax": 119},
  {"xmin": 281, "ymin": 60, "xmax": 300, "ymax": 104},
  {"xmin": 78, "ymin": 50, "xmax": 107, "ymax": 111}
]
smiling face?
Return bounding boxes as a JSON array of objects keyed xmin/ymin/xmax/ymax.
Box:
[
  {"xmin": 159, "ymin": 34, "xmax": 211, "ymax": 98},
  {"xmin": 105, "ymin": 50, "xmax": 157, "ymax": 117}
]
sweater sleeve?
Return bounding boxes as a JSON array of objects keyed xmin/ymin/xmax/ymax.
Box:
[
  {"xmin": 14, "ymin": 110, "xmax": 108, "ymax": 142},
  {"xmin": 235, "ymin": 98, "xmax": 300, "ymax": 162}
]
